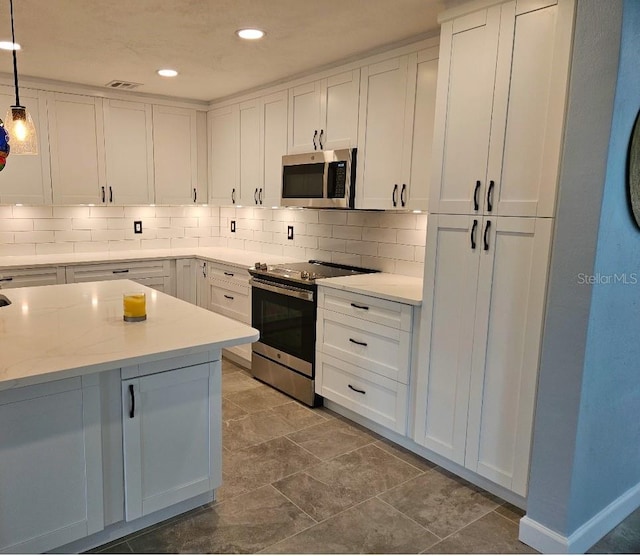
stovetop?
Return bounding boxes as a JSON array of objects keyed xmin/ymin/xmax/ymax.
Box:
[{"xmin": 249, "ymin": 260, "xmax": 378, "ymax": 284}]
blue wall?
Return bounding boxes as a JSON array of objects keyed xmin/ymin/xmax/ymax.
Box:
[{"xmin": 569, "ymin": 0, "xmax": 640, "ymax": 531}]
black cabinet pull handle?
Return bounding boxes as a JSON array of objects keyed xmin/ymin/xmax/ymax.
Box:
[
  {"xmin": 101, "ymin": 186, "xmax": 105, "ymax": 203},
  {"xmin": 0, "ymin": 277, "xmax": 13, "ymax": 282},
  {"xmin": 350, "ymin": 302, "xmax": 369, "ymax": 310},
  {"xmin": 349, "ymin": 338, "xmax": 368, "ymax": 347},
  {"xmin": 254, "ymin": 188, "xmax": 258, "ymax": 204},
  {"xmin": 319, "ymin": 129, "xmax": 324, "ymax": 150},
  {"xmin": 483, "ymin": 220, "xmax": 491, "ymax": 251},
  {"xmin": 259, "ymin": 188, "xmax": 263, "ymax": 204},
  {"xmin": 129, "ymin": 384, "xmax": 135, "ymax": 419},
  {"xmin": 224, "ymin": 271, "xmax": 234, "ymax": 277},
  {"xmin": 231, "ymin": 188, "xmax": 236, "ymax": 204},
  {"xmin": 471, "ymin": 219, "xmax": 478, "ymax": 250},
  {"xmin": 487, "ymin": 180, "xmax": 494, "ymax": 212},
  {"xmin": 202, "ymin": 263, "xmax": 207, "ymax": 278},
  {"xmin": 313, "ymin": 129, "xmax": 318, "ymax": 150},
  {"xmin": 193, "ymin": 188, "xmax": 197, "ymax": 203},
  {"xmin": 224, "ymin": 294, "xmax": 234, "ymax": 300},
  {"xmin": 348, "ymin": 384, "xmax": 366, "ymax": 395},
  {"xmin": 473, "ymin": 180, "xmax": 481, "ymax": 211},
  {"xmin": 392, "ymin": 184, "xmax": 398, "ymax": 207},
  {"xmin": 109, "ymin": 186, "xmax": 113, "ymax": 203},
  {"xmin": 112, "ymin": 269, "xmax": 129, "ymax": 274},
  {"xmin": 401, "ymin": 184, "xmax": 407, "ymax": 207}
]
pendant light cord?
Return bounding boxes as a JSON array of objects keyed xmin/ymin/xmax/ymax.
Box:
[{"xmin": 9, "ymin": 0, "xmax": 20, "ymax": 107}]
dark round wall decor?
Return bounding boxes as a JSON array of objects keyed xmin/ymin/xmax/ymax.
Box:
[{"xmin": 629, "ymin": 108, "xmax": 640, "ymax": 228}]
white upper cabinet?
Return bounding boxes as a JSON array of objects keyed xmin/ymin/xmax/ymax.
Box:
[
  {"xmin": 430, "ymin": 0, "xmax": 574, "ymax": 217},
  {"xmin": 0, "ymin": 86, "xmax": 52, "ymax": 204},
  {"xmin": 210, "ymin": 91, "xmax": 287, "ymax": 207},
  {"xmin": 356, "ymin": 48, "xmax": 438, "ymax": 210},
  {"xmin": 49, "ymin": 92, "xmax": 107, "ymax": 205},
  {"xmin": 209, "ymin": 104, "xmax": 239, "ymax": 205},
  {"xmin": 288, "ymin": 70, "xmax": 359, "ymax": 154},
  {"xmin": 103, "ymin": 99, "xmax": 155, "ymax": 205},
  {"xmin": 152, "ymin": 105, "xmax": 199, "ymax": 204}
]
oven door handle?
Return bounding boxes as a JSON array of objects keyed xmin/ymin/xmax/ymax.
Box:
[{"xmin": 250, "ymin": 278, "xmax": 314, "ymax": 302}]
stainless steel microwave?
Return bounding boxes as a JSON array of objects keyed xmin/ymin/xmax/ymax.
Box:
[{"xmin": 281, "ymin": 148, "xmax": 356, "ymax": 209}]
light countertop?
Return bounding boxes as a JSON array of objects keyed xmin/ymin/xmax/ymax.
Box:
[
  {"xmin": 316, "ymin": 272, "xmax": 423, "ymax": 305},
  {"xmin": 0, "ymin": 247, "xmax": 301, "ymax": 271},
  {"xmin": 0, "ymin": 279, "xmax": 258, "ymax": 391}
]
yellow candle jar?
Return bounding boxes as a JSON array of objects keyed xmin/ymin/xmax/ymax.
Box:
[{"xmin": 123, "ymin": 293, "xmax": 147, "ymax": 322}]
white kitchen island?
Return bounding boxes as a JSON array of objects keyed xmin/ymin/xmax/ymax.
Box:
[{"xmin": 0, "ymin": 280, "xmax": 258, "ymax": 554}]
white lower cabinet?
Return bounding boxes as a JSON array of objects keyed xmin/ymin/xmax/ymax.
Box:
[
  {"xmin": 121, "ymin": 360, "xmax": 221, "ymax": 521},
  {"xmin": 0, "ymin": 376, "xmax": 104, "ymax": 554},
  {"xmin": 204, "ymin": 263, "xmax": 252, "ymax": 366},
  {"xmin": 175, "ymin": 258, "xmax": 198, "ymax": 304},
  {"xmin": 414, "ymin": 214, "xmax": 553, "ymax": 496},
  {"xmin": 316, "ymin": 287, "xmax": 414, "ymax": 434},
  {"xmin": 0, "ymin": 266, "xmax": 65, "ymax": 289},
  {"xmin": 65, "ymin": 260, "xmax": 173, "ymax": 294}
]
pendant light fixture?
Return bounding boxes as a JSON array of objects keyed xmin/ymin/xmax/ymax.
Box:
[{"xmin": 4, "ymin": 0, "xmax": 37, "ymax": 155}]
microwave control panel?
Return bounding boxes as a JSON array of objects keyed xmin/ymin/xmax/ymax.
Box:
[{"xmin": 328, "ymin": 161, "xmax": 347, "ymax": 198}]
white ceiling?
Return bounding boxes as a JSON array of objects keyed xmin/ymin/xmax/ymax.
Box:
[{"xmin": 0, "ymin": 0, "xmax": 451, "ymax": 102}]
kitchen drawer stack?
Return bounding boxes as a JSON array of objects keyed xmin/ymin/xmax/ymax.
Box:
[
  {"xmin": 316, "ymin": 287, "xmax": 413, "ymax": 434},
  {"xmin": 205, "ymin": 262, "xmax": 252, "ymax": 366},
  {"xmin": 65, "ymin": 260, "xmax": 173, "ymax": 293}
]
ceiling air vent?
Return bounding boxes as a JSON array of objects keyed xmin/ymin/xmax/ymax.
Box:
[{"xmin": 104, "ymin": 80, "xmax": 142, "ymax": 90}]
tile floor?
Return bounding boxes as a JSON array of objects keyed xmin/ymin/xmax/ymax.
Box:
[{"xmin": 92, "ymin": 359, "xmax": 636, "ymax": 554}]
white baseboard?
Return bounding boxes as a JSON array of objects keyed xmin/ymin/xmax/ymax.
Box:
[{"xmin": 519, "ymin": 481, "xmax": 640, "ymax": 553}]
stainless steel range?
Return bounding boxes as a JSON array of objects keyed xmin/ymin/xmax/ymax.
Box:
[{"xmin": 249, "ymin": 260, "xmax": 377, "ymax": 406}]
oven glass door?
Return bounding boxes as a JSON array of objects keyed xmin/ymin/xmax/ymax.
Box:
[
  {"xmin": 282, "ymin": 162, "xmax": 325, "ymax": 199},
  {"xmin": 252, "ymin": 284, "xmax": 316, "ymax": 365}
]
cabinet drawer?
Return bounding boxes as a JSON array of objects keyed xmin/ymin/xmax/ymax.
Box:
[
  {"xmin": 0, "ymin": 266, "xmax": 65, "ymax": 289},
  {"xmin": 208, "ymin": 275, "xmax": 249, "ymax": 296},
  {"xmin": 318, "ymin": 309, "xmax": 411, "ymax": 384},
  {"xmin": 208, "ymin": 283, "xmax": 250, "ymax": 323},
  {"xmin": 317, "ymin": 353, "xmax": 407, "ymax": 434},
  {"xmin": 208, "ymin": 263, "xmax": 250, "ymax": 286},
  {"xmin": 319, "ymin": 287, "xmax": 412, "ymax": 331},
  {"xmin": 66, "ymin": 260, "xmax": 170, "ymax": 283}
]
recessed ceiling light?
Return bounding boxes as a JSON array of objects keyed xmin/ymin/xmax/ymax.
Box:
[
  {"xmin": 157, "ymin": 68, "xmax": 178, "ymax": 77},
  {"xmin": 236, "ymin": 28, "xmax": 265, "ymax": 40},
  {"xmin": 0, "ymin": 41, "xmax": 20, "ymax": 50}
]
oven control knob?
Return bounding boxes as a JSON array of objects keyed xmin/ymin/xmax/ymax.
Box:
[
  {"xmin": 254, "ymin": 262, "xmax": 261, "ymax": 269},
  {"xmin": 309, "ymin": 272, "xmax": 317, "ymax": 280},
  {"xmin": 260, "ymin": 263, "xmax": 268, "ymax": 270},
  {"xmin": 300, "ymin": 271, "xmax": 310, "ymax": 280}
]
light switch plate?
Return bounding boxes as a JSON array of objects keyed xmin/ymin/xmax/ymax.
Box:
[
  {"xmin": 134, "ymin": 221, "xmax": 142, "ymax": 234},
  {"xmin": 287, "ymin": 225, "xmax": 294, "ymax": 240},
  {"xmin": 231, "ymin": 220, "xmax": 236, "ymax": 233}
]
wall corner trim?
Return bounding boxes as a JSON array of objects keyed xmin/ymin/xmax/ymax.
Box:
[{"xmin": 520, "ymin": 481, "xmax": 640, "ymax": 553}]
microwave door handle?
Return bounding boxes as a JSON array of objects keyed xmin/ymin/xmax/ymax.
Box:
[{"xmin": 323, "ymin": 161, "xmax": 329, "ymax": 201}]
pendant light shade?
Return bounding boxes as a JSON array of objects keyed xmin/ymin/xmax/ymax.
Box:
[{"xmin": 5, "ymin": 0, "xmax": 37, "ymax": 155}]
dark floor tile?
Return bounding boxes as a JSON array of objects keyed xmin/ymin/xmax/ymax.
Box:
[
  {"xmin": 222, "ymin": 397, "xmax": 248, "ymax": 421},
  {"xmin": 269, "ymin": 401, "xmax": 329, "ymax": 431},
  {"xmin": 495, "ymin": 502, "xmax": 526, "ymax": 524},
  {"xmin": 374, "ymin": 438, "xmax": 436, "ymax": 472},
  {"xmin": 286, "ymin": 416, "xmax": 376, "ymax": 460},
  {"xmin": 128, "ymin": 485, "xmax": 315, "ymax": 554},
  {"xmin": 265, "ymin": 497, "xmax": 439, "ymax": 554},
  {"xmin": 425, "ymin": 511, "xmax": 537, "ymax": 554},
  {"xmin": 274, "ymin": 443, "xmax": 422, "ymax": 521},
  {"xmin": 223, "ymin": 408, "xmax": 301, "ymax": 451},
  {"xmin": 218, "ymin": 436, "xmax": 321, "ymax": 502},
  {"xmin": 222, "ymin": 371, "xmax": 262, "ymax": 394},
  {"xmin": 379, "ymin": 467, "xmax": 501, "ymax": 538},
  {"xmin": 224, "ymin": 384, "xmax": 292, "ymax": 413},
  {"xmin": 588, "ymin": 506, "xmax": 640, "ymax": 553}
]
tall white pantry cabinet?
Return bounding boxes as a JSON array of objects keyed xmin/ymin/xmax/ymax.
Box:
[{"xmin": 414, "ymin": 0, "xmax": 574, "ymax": 497}]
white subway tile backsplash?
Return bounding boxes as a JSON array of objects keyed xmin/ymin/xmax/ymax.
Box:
[{"xmin": 0, "ymin": 205, "xmax": 425, "ymax": 277}]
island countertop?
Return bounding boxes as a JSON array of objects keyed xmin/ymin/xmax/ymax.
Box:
[{"xmin": 0, "ymin": 279, "xmax": 259, "ymax": 391}]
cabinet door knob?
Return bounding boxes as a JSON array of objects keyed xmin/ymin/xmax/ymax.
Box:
[
  {"xmin": 401, "ymin": 184, "xmax": 407, "ymax": 207},
  {"xmin": 392, "ymin": 184, "xmax": 398, "ymax": 207},
  {"xmin": 483, "ymin": 219, "xmax": 491, "ymax": 251},
  {"xmin": 487, "ymin": 180, "xmax": 495, "ymax": 212},
  {"xmin": 319, "ymin": 129, "xmax": 324, "ymax": 150},
  {"xmin": 313, "ymin": 129, "xmax": 318, "ymax": 150},
  {"xmin": 471, "ymin": 219, "xmax": 478, "ymax": 250},
  {"xmin": 474, "ymin": 180, "xmax": 481, "ymax": 211}
]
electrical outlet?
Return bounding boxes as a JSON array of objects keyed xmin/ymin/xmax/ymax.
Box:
[
  {"xmin": 287, "ymin": 225, "xmax": 294, "ymax": 240},
  {"xmin": 231, "ymin": 220, "xmax": 236, "ymax": 233},
  {"xmin": 134, "ymin": 221, "xmax": 142, "ymax": 234}
]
